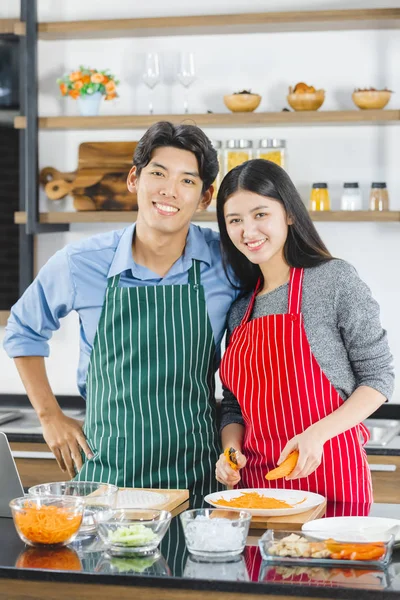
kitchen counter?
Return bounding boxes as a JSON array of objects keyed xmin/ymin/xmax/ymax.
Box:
[{"xmin": 0, "ymin": 500, "xmax": 400, "ymax": 600}]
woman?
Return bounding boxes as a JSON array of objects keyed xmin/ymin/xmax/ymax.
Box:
[{"xmin": 215, "ymin": 159, "xmax": 394, "ymax": 503}]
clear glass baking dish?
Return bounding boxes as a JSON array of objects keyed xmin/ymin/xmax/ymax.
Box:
[{"xmin": 258, "ymin": 530, "xmax": 394, "ymax": 568}]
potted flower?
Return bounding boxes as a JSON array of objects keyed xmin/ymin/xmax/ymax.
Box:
[{"xmin": 57, "ymin": 66, "xmax": 119, "ymax": 116}]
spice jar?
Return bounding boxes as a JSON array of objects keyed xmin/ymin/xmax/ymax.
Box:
[
  {"xmin": 369, "ymin": 182, "xmax": 389, "ymax": 211},
  {"xmin": 310, "ymin": 183, "xmax": 331, "ymax": 211},
  {"xmin": 340, "ymin": 182, "xmax": 362, "ymax": 211},
  {"xmin": 209, "ymin": 140, "xmax": 223, "ymax": 210},
  {"xmin": 224, "ymin": 139, "xmax": 253, "ymax": 174},
  {"xmin": 256, "ymin": 139, "xmax": 286, "ymax": 169}
]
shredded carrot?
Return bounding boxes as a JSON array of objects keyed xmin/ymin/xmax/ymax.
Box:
[
  {"xmin": 14, "ymin": 502, "xmax": 82, "ymax": 545},
  {"xmin": 213, "ymin": 491, "xmax": 294, "ymax": 509}
]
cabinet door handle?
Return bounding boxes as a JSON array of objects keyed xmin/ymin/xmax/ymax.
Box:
[
  {"xmin": 12, "ymin": 451, "xmax": 55, "ymax": 460},
  {"xmin": 369, "ymin": 464, "xmax": 397, "ymax": 472}
]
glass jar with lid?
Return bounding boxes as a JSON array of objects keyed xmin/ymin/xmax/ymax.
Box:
[
  {"xmin": 340, "ymin": 182, "xmax": 362, "ymax": 211},
  {"xmin": 209, "ymin": 140, "xmax": 223, "ymax": 210},
  {"xmin": 310, "ymin": 183, "xmax": 331, "ymax": 212},
  {"xmin": 256, "ymin": 139, "xmax": 286, "ymax": 169},
  {"xmin": 369, "ymin": 182, "xmax": 389, "ymax": 211},
  {"xmin": 224, "ymin": 139, "xmax": 253, "ymax": 174}
]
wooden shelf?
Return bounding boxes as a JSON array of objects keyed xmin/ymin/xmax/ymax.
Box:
[
  {"xmin": 35, "ymin": 9, "xmax": 400, "ymax": 39},
  {"xmin": 14, "ymin": 110, "xmax": 400, "ymax": 131},
  {"xmin": 14, "ymin": 211, "xmax": 400, "ymax": 225},
  {"xmin": 0, "ymin": 311, "xmax": 10, "ymax": 327},
  {"xmin": 0, "ymin": 19, "xmax": 24, "ymax": 35}
]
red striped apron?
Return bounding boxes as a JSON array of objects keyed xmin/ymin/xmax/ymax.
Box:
[{"xmin": 220, "ymin": 267, "xmax": 372, "ymax": 503}]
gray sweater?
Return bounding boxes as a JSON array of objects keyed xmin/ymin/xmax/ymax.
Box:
[{"xmin": 220, "ymin": 259, "xmax": 394, "ymax": 431}]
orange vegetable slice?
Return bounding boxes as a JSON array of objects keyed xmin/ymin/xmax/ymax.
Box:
[
  {"xmin": 224, "ymin": 447, "xmax": 239, "ymax": 471},
  {"xmin": 265, "ymin": 450, "xmax": 299, "ymax": 480}
]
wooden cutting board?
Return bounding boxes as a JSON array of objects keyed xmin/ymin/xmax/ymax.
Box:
[
  {"xmin": 40, "ymin": 141, "xmax": 139, "ymax": 210},
  {"xmin": 249, "ymin": 499, "xmax": 327, "ymax": 531},
  {"xmin": 118, "ymin": 487, "xmax": 189, "ymax": 515}
]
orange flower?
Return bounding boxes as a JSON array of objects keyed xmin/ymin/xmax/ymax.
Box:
[
  {"xmin": 91, "ymin": 73, "xmax": 104, "ymax": 84},
  {"xmin": 74, "ymin": 81, "xmax": 84, "ymax": 90},
  {"xmin": 105, "ymin": 80, "xmax": 116, "ymax": 94},
  {"xmin": 82, "ymin": 75, "xmax": 91, "ymax": 84},
  {"xmin": 59, "ymin": 83, "xmax": 67, "ymax": 96},
  {"xmin": 69, "ymin": 71, "xmax": 82, "ymax": 82},
  {"xmin": 68, "ymin": 89, "xmax": 80, "ymax": 99},
  {"xmin": 103, "ymin": 75, "xmax": 109, "ymax": 84},
  {"xmin": 105, "ymin": 93, "xmax": 117, "ymax": 101}
]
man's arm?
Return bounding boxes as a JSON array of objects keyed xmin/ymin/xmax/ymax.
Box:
[
  {"xmin": 4, "ymin": 248, "xmax": 92, "ymax": 477},
  {"xmin": 14, "ymin": 357, "xmax": 93, "ymax": 478}
]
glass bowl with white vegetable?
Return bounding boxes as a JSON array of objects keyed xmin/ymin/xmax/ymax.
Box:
[
  {"xmin": 180, "ymin": 508, "xmax": 252, "ymax": 560},
  {"xmin": 94, "ymin": 508, "xmax": 172, "ymax": 556}
]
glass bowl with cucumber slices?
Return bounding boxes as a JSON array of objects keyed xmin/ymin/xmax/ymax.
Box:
[{"xmin": 94, "ymin": 508, "xmax": 172, "ymax": 556}]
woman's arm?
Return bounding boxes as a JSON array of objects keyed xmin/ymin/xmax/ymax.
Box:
[
  {"xmin": 280, "ymin": 385, "xmax": 385, "ymax": 479},
  {"xmin": 280, "ymin": 261, "xmax": 393, "ymax": 479}
]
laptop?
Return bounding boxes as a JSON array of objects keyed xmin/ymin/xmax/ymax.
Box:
[{"xmin": 0, "ymin": 431, "xmax": 25, "ymax": 517}]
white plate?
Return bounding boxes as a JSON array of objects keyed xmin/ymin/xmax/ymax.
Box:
[
  {"xmin": 116, "ymin": 490, "xmax": 168, "ymax": 509},
  {"xmin": 204, "ymin": 488, "xmax": 325, "ymax": 517},
  {"xmin": 302, "ymin": 516, "xmax": 400, "ymax": 543}
]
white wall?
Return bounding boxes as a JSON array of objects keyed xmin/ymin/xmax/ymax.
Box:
[{"xmin": 1, "ymin": 0, "xmax": 399, "ymax": 402}]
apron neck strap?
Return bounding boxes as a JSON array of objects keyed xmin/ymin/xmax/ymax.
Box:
[
  {"xmin": 107, "ymin": 261, "xmax": 201, "ymax": 289},
  {"xmin": 240, "ymin": 277, "xmax": 262, "ymax": 325},
  {"xmin": 287, "ymin": 267, "xmax": 304, "ymax": 315},
  {"xmin": 188, "ymin": 260, "xmax": 200, "ymax": 285},
  {"xmin": 108, "ymin": 274, "xmax": 120, "ymax": 288}
]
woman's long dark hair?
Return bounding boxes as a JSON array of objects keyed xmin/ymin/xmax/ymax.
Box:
[{"xmin": 216, "ymin": 159, "xmax": 333, "ymax": 294}]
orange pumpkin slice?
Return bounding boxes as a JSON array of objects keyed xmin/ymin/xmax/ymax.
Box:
[{"xmin": 265, "ymin": 450, "xmax": 299, "ymax": 480}]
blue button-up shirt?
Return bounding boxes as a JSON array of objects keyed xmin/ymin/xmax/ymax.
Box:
[{"xmin": 4, "ymin": 224, "xmax": 238, "ymax": 398}]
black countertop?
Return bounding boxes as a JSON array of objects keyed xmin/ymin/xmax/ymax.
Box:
[{"xmin": 1, "ymin": 500, "xmax": 400, "ymax": 599}]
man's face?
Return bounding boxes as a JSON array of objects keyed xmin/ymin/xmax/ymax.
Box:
[{"xmin": 127, "ymin": 146, "xmax": 212, "ymax": 235}]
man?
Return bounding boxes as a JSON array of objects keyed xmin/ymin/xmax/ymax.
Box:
[{"xmin": 4, "ymin": 121, "xmax": 237, "ymax": 494}]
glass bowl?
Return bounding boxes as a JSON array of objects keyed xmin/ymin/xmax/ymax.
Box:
[
  {"xmin": 258, "ymin": 529, "xmax": 395, "ymax": 567},
  {"xmin": 180, "ymin": 508, "xmax": 251, "ymax": 560},
  {"xmin": 28, "ymin": 481, "xmax": 118, "ymax": 535},
  {"xmin": 94, "ymin": 508, "xmax": 172, "ymax": 557},
  {"xmin": 10, "ymin": 495, "xmax": 85, "ymax": 548}
]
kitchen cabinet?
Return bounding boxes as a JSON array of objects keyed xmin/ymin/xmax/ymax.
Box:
[
  {"xmin": 368, "ymin": 454, "xmax": 400, "ymax": 504},
  {"xmin": 10, "ymin": 441, "xmax": 65, "ymax": 488}
]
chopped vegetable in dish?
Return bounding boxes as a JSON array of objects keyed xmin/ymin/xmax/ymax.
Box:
[
  {"xmin": 108, "ymin": 524, "xmax": 157, "ymax": 546},
  {"xmin": 14, "ymin": 502, "xmax": 82, "ymax": 545}
]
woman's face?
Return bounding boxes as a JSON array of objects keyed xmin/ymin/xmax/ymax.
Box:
[{"xmin": 224, "ymin": 190, "xmax": 291, "ymax": 266}]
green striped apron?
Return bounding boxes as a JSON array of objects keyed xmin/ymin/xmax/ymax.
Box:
[{"xmin": 75, "ymin": 260, "xmax": 221, "ymax": 495}]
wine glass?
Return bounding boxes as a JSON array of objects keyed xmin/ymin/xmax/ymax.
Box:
[
  {"xmin": 142, "ymin": 53, "xmax": 160, "ymax": 114},
  {"xmin": 177, "ymin": 52, "xmax": 196, "ymax": 114}
]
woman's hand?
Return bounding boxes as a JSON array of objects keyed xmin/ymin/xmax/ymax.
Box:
[
  {"xmin": 215, "ymin": 450, "xmax": 247, "ymax": 487},
  {"xmin": 278, "ymin": 427, "xmax": 325, "ymax": 480},
  {"xmin": 41, "ymin": 412, "xmax": 93, "ymax": 479}
]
